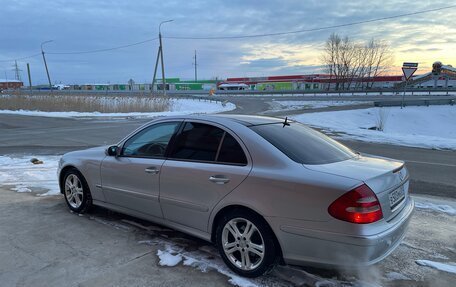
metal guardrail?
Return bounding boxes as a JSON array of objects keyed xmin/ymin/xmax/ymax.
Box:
[
  {"xmin": 9, "ymin": 87, "xmax": 456, "ymax": 97},
  {"xmin": 375, "ymin": 98, "xmax": 456, "ymax": 107}
]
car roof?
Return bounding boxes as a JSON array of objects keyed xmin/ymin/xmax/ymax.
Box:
[{"xmin": 161, "ymin": 114, "xmax": 285, "ymax": 127}]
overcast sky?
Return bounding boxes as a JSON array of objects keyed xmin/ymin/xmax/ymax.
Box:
[{"xmin": 0, "ymin": 0, "xmax": 455, "ymax": 84}]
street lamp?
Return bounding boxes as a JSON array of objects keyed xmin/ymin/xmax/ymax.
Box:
[
  {"xmin": 159, "ymin": 20, "xmax": 173, "ymax": 34},
  {"xmin": 41, "ymin": 40, "xmax": 53, "ymax": 90},
  {"xmin": 152, "ymin": 20, "xmax": 173, "ymax": 96}
]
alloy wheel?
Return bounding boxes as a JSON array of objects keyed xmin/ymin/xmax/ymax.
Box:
[
  {"xmin": 221, "ymin": 218, "xmax": 265, "ymax": 271},
  {"xmin": 64, "ymin": 174, "xmax": 84, "ymax": 209}
]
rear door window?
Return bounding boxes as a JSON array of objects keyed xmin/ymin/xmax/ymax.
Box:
[
  {"xmin": 217, "ymin": 133, "xmax": 247, "ymax": 165},
  {"xmin": 169, "ymin": 122, "xmax": 248, "ymax": 165},
  {"xmin": 169, "ymin": 122, "xmax": 224, "ymax": 162}
]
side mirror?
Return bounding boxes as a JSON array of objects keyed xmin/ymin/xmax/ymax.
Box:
[{"xmin": 107, "ymin": 145, "xmax": 119, "ymax": 157}]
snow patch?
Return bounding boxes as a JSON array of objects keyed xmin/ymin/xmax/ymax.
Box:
[
  {"xmin": 0, "ymin": 155, "xmax": 60, "ymax": 196},
  {"xmin": 157, "ymin": 245, "xmax": 183, "ymax": 267},
  {"xmin": 139, "ymin": 241, "xmax": 261, "ymax": 287},
  {"xmin": 11, "ymin": 186, "xmax": 32, "ymax": 193},
  {"xmin": 292, "ymin": 106, "xmax": 456, "ymax": 150},
  {"xmin": 415, "ymin": 201, "xmax": 455, "ymax": 216},
  {"xmin": 384, "ymin": 272, "xmax": 411, "ymax": 281},
  {"xmin": 413, "ymin": 196, "xmax": 456, "ymax": 216},
  {"xmin": 415, "ymin": 260, "xmax": 456, "ymax": 274},
  {"xmin": 267, "ymin": 100, "xmax": 366, "ymax": 113}
]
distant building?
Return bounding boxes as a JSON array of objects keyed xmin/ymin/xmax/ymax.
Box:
[
  {"xmin": 220, "ymin": 74, "xmax": 404, "ymax": 91},
  {"xmin": 0, "ymin": 79, "xmax": 23, "ymax": 90}
]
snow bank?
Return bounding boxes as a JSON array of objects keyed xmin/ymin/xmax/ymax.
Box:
[
  {"xmin": 269, "ymin": 100, "xmax": 366, "ymax": 111},
  {"xmin": 415, "ymin": 260, "xmax": 456, "ymax": 274},
  {"xmin": 0, "ymin": 98, "xmax": 235, "ymax": 118},
  {"xmin": 292, "ymin": 106, "xmax": 456, "ymax": 150},
  {"xmin": 0, "ymin": 155, "xmax": 60, "ymax": 196}
]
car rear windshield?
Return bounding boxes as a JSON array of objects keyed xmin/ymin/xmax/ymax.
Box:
[{"xmin": 250, "ymin": 122, "xmax": 355, "ymax": 164}]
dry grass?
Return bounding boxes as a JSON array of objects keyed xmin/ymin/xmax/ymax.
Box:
[
  {"xmin": 0, "ymin": 94, "xmax": 172, "ymax": 113},
  {"xmin": 375, "ymin": 108, "xmax": 390, "ymax": 131}
]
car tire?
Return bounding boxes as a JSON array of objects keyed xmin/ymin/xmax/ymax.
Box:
[
  {"xmin": 216, "ymin": 209, "xmax": 278, "ymax": 278},
  {"xmin": 63, "ymin": 168, "xmax": 92, "ymax": 214}
]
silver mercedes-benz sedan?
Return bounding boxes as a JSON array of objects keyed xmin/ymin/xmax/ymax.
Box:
[{"xmin": 58, "ymin": 114, "xmax": 414, "ymax": 277}]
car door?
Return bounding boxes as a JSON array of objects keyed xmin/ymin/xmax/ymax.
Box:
[
  {"xmin": 160, "ymin": 121, "xmax": 252, "ymax": 232},
  {"xmin": 101, "ymin": 121, "xmax": 182, "ymax": 218}
]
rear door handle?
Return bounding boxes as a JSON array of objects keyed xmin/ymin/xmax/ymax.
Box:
[
  {"xmin": 209, "ymin": 175, "xmax": 230, "ymax": 184},
  {"xmin": 145, "ymin": 167, "xmax": 160, "ymax": 174}
]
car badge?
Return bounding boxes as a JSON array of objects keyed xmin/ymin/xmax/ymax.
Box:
[{"xmin": 399, "ymin": 169, "xmax": 405, "ymax": 181}]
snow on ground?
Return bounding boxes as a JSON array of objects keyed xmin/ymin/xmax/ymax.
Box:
[
  {"xmin": 384, "ymin": 272, "xmax": 411, "ymax": 281},
  {"xmin": 292, "ymin": 105, "xmax": 456, "ymax": 150},
  {"xmin": 265, "ymin": 100, "xmax": 367, "ymax": 113},
  {"xmin": 142, "ymin": 241, "xmax": 262, "ymax": 287},
  {"xmin": 415, "ymin": 201, "xmax": 456, "ymax": 216},
  {"xmin": 0, "ymin": 155, "xmax": 60, "ymax": 196},
  {"xmin": 3, "ymin": 154, "xmax": 455, "ymax": 286},
  {"xmin": 213, "ymin": 91, "xmax": 456, "ymax": 97},
  {"xmin": 0, "ymin": 98, "xmax": 235, "ymax": 118},
  {"xmin": 413, "ymin": 195, "xmax": 456, "ymax": 216},
  {"xmin": 157, "ymin": 245, "xmax": 184, "ymax": 267},
  {"xmin": 415, "ymin": 260, "xmax": 456, "ymax": 274}
]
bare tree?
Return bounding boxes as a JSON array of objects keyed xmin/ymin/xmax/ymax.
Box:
[{"xmin": 321, "ymin": 34, "xmax": 394, "ymax": 90}]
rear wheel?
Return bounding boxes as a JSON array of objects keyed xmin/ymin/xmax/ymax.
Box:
[
  {"xmin": 216, "ymin": 209, "xmax": 278, "ymax": 277},
  {"xmin": 63, "ymin": 168, "xmax": 92, "ymax": 214}
]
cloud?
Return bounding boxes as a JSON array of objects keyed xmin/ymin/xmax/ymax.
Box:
[
  {"xmin": 0, "ymin": 0, "xmax": 454, "ymax": 83},
  {"xmin": 240, "ymin": 57, "xmax": 288, "ymax": 70}
]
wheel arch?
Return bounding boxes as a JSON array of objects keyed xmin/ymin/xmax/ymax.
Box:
[
  {"xmin": 59, "ymin": 165, "xmax": 79, "ymax": 194},
  {"xmin": 210, "ymin": 204, "xmax": 284, "ymax": 263}
]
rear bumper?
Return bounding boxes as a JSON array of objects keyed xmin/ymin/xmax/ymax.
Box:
[{"xmin": 268, "ymin": 197, "xmax": 414, "ymax": 267}]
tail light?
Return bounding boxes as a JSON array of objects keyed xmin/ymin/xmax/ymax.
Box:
[{"xmin": 328, "ymin": 184, "xmax": 383, "ymax": 224}]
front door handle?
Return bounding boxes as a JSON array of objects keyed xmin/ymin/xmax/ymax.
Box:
[
  {"xmin": 209, "ymin": 175, "xmax": 230, "ymax": 184},
  {"xmin": 145, "ymin": 167, "xmax": 160, "ymax": 174}
]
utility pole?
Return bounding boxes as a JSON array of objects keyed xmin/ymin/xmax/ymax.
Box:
[
  {"xmin": 159, "ymin": 29, "xmax": 166, "ymax": 96},
  {"xmin": 41, "ymin": 40, "xmax": 53, "ymax": 90},
  {"xmin": 13, "ymin": 60, "xmax": 22, "ymax": 81},
  {"xmin": 152, "ymin": 20, "xmax": 173, "ymax": 96},
  {"xmin": 4, "ymin": 71, "xmax": 8, "ymax": 89},
  {"xmin": 152, "ymin": 46, "xmax": 161, "ymax": 92},
  {"xmin": 193, "ymin": 50, "xmax": 198, "ymax": 82},
  {"xmin": 27, "ymin": 63, "xmax": 32, "ymax": 92}
]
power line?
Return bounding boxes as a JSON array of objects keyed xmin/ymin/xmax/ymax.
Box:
[
  {"xmin": 164, "ymin": 5, "xmax": 456, "ymax": 40},
  {"xmin": 0, "ymin": 53, "xmax": 41, "ymax": 63},
  {"xmin": 0, "ymin": 38, "xmax": 158, "ymax": 62},
  {"xmin": 47, "ymin": 37, "xmax": 158, "ymax": 55}
]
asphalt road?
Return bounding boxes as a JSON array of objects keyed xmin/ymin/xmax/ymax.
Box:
[
  {"xmin": 1, "ymin": 95, "xmax": 454, "ymax": 198},
  {"xmin": 1, "ymin": 187, "xmax": 454, "ymax": 287},
  {"xmin": 0, "ymin": 95, "xmax": 455, "ymax": 286}
]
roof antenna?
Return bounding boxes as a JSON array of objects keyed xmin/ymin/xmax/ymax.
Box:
[{"xmin": 283, "ymin": 117, "xmax": 290, "ymax": 128}]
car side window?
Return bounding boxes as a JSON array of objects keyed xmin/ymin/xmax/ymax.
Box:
[
  {"xmin": 121, "ymin": 122, "xmax": 181, "ymax": 158},
  {"xmin": 217, "ymin": 133, "xmax": 247, "ymax": 165},
  {"xmin": 169, "ymin": 122, "xmax": 224, "ymax": 162}
]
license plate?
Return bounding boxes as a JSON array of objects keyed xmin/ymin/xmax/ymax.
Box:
[{"xmin": 389, "ymin": 186, "xmax": 405, "ymax": 208}]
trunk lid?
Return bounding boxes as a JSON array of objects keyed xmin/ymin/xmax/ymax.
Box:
[{"xmin": 305, "ymin": 154, "xmax": 409, "ymax": 221}]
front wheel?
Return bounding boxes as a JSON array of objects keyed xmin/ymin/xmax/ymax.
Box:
[
  {"xmin": 63, "ymin": 168, "xmax": 92, "ymax": 214},
  {"xmin": 216, "ymin": 209, "xmax": 278, "ymax": 278}
]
